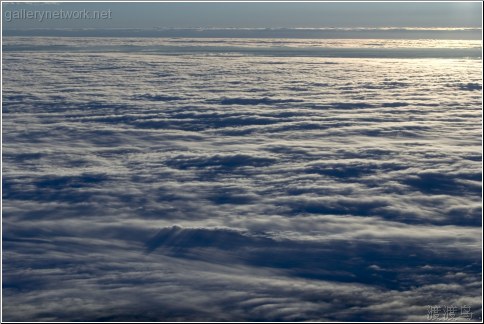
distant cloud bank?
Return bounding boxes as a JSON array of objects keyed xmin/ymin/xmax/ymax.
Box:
[{"xmin": 3, "ymin": 27, "xmax": 483, "ymax": 40}]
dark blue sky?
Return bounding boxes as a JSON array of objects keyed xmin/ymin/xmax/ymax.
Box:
[{"xmin": 2, "ymin": 2, "xmax": 482, "ymax": 29}]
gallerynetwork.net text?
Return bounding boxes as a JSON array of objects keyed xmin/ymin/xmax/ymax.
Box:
[{"xmin": 4, "ymin": 9, "xmax": 112, "ymax": 22}]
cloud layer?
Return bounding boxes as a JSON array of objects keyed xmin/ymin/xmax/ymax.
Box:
[{"xmin": 2, "ymin": 37, "xmax": 482, "ymax": 321}]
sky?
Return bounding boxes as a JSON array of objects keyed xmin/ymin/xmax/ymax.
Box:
[{"xmin": 2, "ymin": 2, "xmax": 483, "ymax": 30}]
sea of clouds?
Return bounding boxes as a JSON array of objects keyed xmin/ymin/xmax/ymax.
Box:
[{"xmin": 2, "ymin": 36, "xmax": 482, "ymax": 321}]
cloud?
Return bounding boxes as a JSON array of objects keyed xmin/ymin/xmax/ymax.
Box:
[{"xmin": 2, "ymin": 36, "xmax": 482, "ymax": 321}]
